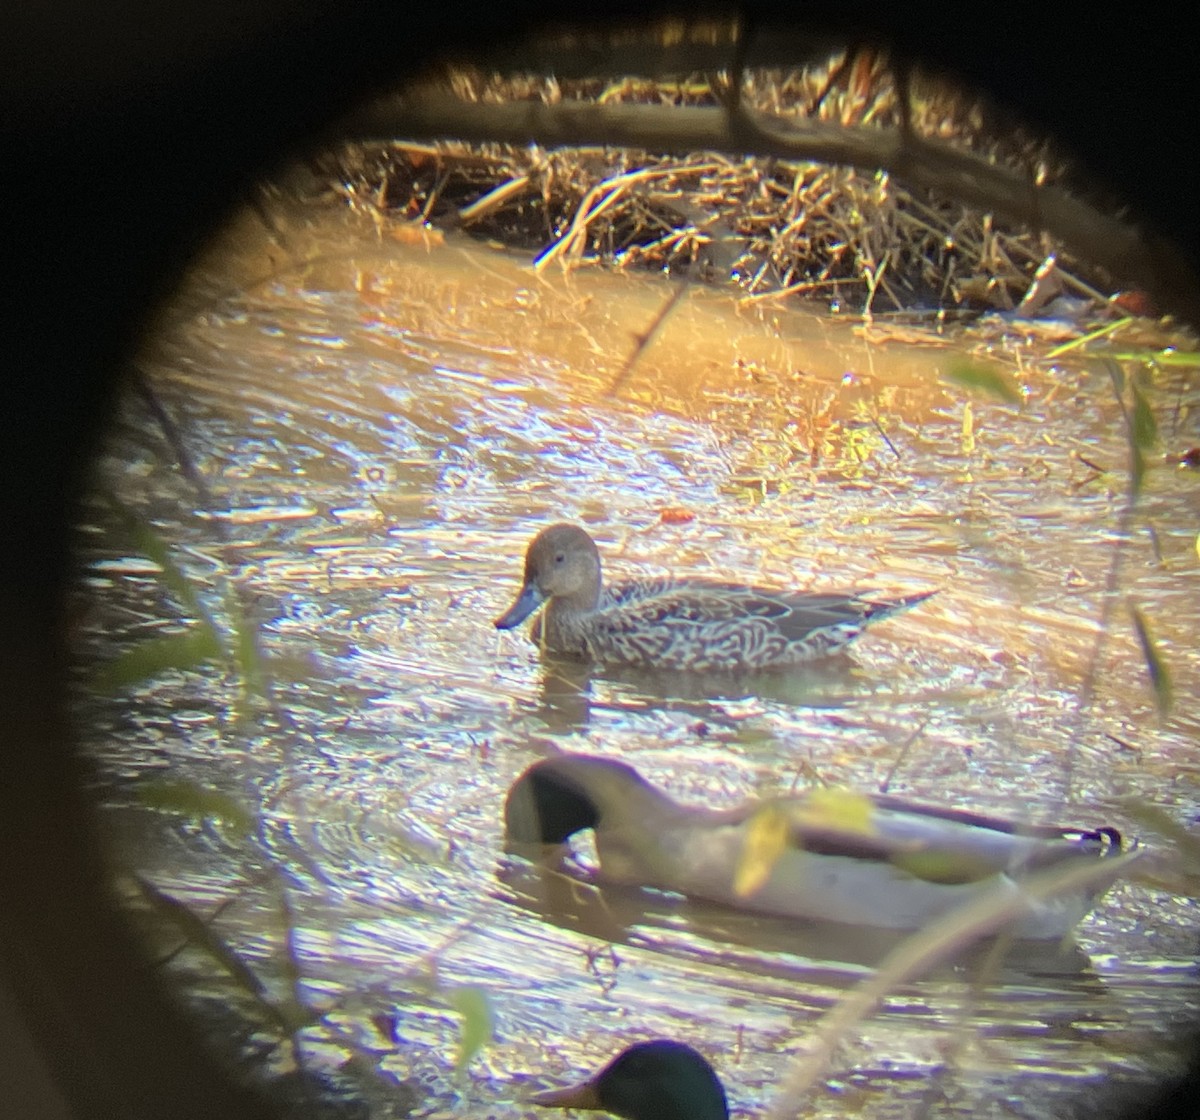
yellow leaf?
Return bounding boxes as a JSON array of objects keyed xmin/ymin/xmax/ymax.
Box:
[
  {"xmin": 892, "ymin": 849, "xmax": 998, "ymax": 884},
  {"xmin": 961, "ymin": 401, "xmax": 975, "ymax": 454},
  {"xmin": 735, "ymin": 804, "xmax": 790, "ymax": 898},
  {"xmin": 448, "ymin": 986, "xmax": 494, "ymax": 1071},
  {"xmin": 799, "ymin": 788, "xmax": 875, "ymax": 834}
]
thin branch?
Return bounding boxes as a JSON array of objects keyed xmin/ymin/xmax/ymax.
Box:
[
  {"xmin": 607, "ymin": 279, "xmax": 691, "ymax": 396},
  {"xmin": 763, "ymin": 848, "xmax": 1144, "ymax": 1120}
]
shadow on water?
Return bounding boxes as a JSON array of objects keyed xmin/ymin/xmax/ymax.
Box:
[{"xmin": 514, "ymin": 649, "xmax": 911, "ymax": 733}]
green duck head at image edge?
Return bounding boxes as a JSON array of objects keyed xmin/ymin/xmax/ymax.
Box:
[
  {"xmin": 504, "ymin": 753, "xmax": 1129, "ymax": 940},
  {"xmin": 493, "ymin": 522, "xmax": 935, "ymax": 672},
  {"xmin": 531, "ymin": 1040, "xmax": 729, "ymax": 1120}
]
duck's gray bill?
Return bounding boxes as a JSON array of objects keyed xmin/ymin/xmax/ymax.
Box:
[{"xmin": 494, "ymin": 583, "xmax": 544, "ymax": 629}]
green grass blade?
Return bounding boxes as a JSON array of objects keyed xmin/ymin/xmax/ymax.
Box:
[
  {"xmin": 137, "ymin": 780, "xmax": 256, "ymax": 836},
  {"xmin": 1045, "ymin": 317, "xmax": 1131, "ymax": 358},
  {"xmin": 763, "ymin": 848, "xmax": 1143, "ymax": 1120},
  {"xmin": 1111, "ymin": 350, "xmax": 1200, "ymax": 367},
  {"xmin": 1129, "ymin": 603, "xmax": 1172, "ymax": 717},
  {"xmin": 272, "ymin": 884, "xmax": 315, "ymax": 1033},
  {"xmin": 1129, "ymin": 442, "xmax": 1146, "ymax": 499},
  {"xmin": 1131, "ymin": 381, "xmax": 1159, "ymax": 450},
  {"xmin": 230, "ymin": 614, "xmax": 269, "ymax": 699},
  {"xmin": 92, "ymin": 625, "xmax": 222, "ymax": 692}
]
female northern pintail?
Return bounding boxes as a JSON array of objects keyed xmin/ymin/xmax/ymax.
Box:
[
  {"xmin": 494, "ymin": 523, "xmax": 934, "ymax": 672},
  {"xmin": 504, "ymin": 754, "xmax": 1127, "ymax": 940}
]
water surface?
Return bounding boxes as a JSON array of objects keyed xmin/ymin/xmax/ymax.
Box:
[{"xmin": 76, "ymin": 203, "xmax": 1200, "ymax": 1118}]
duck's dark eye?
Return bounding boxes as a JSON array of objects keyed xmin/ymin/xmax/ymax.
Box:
[{"xmin": 554, "ymin": 553, "xmax": 566, "ymax": 564}]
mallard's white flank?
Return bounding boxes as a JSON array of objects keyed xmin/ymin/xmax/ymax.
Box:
[{"xmin": 505, "ymin": 754, "xmax": 1127, "ymax": 940}]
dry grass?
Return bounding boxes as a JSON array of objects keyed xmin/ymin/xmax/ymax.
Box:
[{"xmin": 319, "ymin": 52, "xmax": 1130, "ymax": 319}]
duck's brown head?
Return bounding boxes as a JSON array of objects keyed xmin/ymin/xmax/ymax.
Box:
[{"xmin": 494, "ymin": 523, "xmax": 602, "ymax": 629}]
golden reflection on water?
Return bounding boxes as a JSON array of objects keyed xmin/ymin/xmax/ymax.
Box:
[{"xmin": 78, "ymin": 202, "xmax": 1200, "ymax": 1118}]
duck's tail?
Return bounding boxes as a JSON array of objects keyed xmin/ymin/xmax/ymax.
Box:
[
  {"xmin": 1071, "ymin": 824, "xmax": 1127, "ymax": 857},
  {"xmin": 864, "ymin": 588, "xmax": 938, "ymax": 621}
]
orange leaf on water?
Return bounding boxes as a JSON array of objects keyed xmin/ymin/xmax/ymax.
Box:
[{"xmin": 1112, "ymin": 290, "xmax": 1157, "ymax": 317}]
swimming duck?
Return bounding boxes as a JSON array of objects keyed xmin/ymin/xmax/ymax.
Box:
[
  {"xmin": 504, "ymin": 754, "xmax": 1126, "ymax": 940},
  {"xmin": 531, "ymin": 1040, "xmax": 728, "ymax": 1120},
  {"xmin": 493, "ymin": 523, "xmax": 934, "ymax": 671}
]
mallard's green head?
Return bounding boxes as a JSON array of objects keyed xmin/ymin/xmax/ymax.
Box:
[
  {"xmin": 505, "ymin": 755, "xmax": 646, "ymax": 844},
  {"xmin": 531, "ymin": 1040, "xmax": 729, "ymax": 1120}
]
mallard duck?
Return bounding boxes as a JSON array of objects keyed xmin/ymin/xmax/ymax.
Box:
[
  {"xmin": 493, "ymin": 523, "xmax": 934, "ymax": 672},
  {"xmin": 504, "ymin": 754, "xmax": 1126, "ymax": 940},
  {"xmin": 531, "ymin": 1040, "xmax": 728, "ymax": 1120}
]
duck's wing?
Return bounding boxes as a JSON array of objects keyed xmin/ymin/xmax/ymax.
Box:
[
  {"xmin": 588, "ymin": 582, "xmax": 793, "ymax": 665},
  {"xmin": 607, "ymin": 581, "xmax": 931, "ymax": 634},
  {"xmin": 588, "ymin": 581, "xmax": 932, "ymax": 667},
  {"xmin": 769, "ymin": 589, "xmax": 936, "ymax": 643},
  {"xmin": 767, "ymin": 795, "xmax": 1122, "ymax": 885},
  {"xmin": 601, "ymin": 580, "xmax": 862, "ymax": 629}
]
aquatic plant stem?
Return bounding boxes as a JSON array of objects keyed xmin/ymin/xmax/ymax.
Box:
[{"xmin": 763, "ymin": 848, "xmax": 1143, "ymax": 1120}]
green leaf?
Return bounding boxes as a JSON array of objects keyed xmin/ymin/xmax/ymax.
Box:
[
  {"xmin": 943, "ymin": 359, "xmax": 1022, "ymax": 404},
  {"xmin": 92, "ymin": 625, "xmax": 222, "ymax": 692},
  {"xmin": 1129, "ymin": 603, "xmax": 1172, "ymax": 717},
  {"xmin": 137, "ymin": 780, "xmax": 256, "ymax": 835},
  {"xmin": 447, "ymin": 986, "xmax": 493, "ymax": 1071},
  {"xmin": 211, "ymin": 570, "xmax": 270, "ymax": 700},
  {"xmin": 1105, "ymin": 359, "xmax": 1153, "ymax": 501},
  {"xmin": 1109, "ymin": 361, "xmax": 1126, "ymax": 393},
  {"xmin": 1117, "ymin": 799, "xmax": 1200, "ymax": 873},
  {"xmin": 1130, "ymin": 382, "xmax": 1158, "ymax": 450},
  {"xmin": 100, "ymin": 496, "xmax": 273, "ymax": 701}
]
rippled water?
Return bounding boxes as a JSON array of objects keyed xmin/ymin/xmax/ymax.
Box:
[{"xmin": 75, "ymin": 203, "xmax": 1200, "ymax": 1118}]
